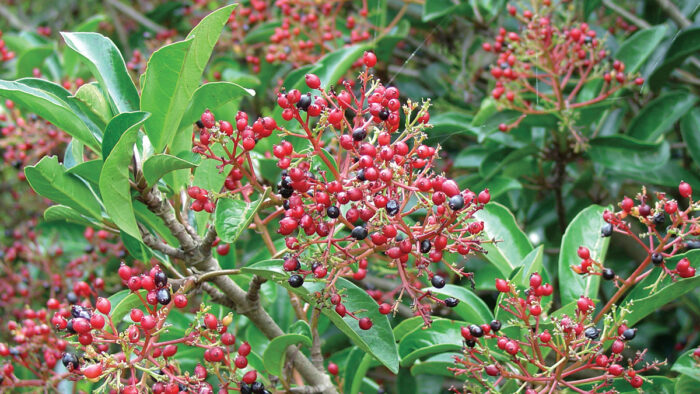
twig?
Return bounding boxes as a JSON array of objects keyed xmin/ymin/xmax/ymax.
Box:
[
  {"xmin": 601, "ymin": 0, "xmax": 650, "ymax": 29},
  {"xmin": 654, "ymin": 0, "xmax": 692, "ymax": 28},
  {"xmin": 0, "ymin": 4, "xmax": 26, "ymax": 30},
  {"xmin": 104, "ymin": 0, "xmax": 167, "ymax": 33},
  {"xmin": 310, "ymin": 308, "xmax": 324, "ymax": 370}
]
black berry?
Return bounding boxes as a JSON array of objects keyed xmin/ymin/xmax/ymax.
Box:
[
  {"xmin": 156, "ymin": 288, "xmax": 171, "ymax": 305},
  {"xmin": 448, "ymin": 195, "xmax": 465, "ymax": 211},
  {"xmin": 288, "ymin": 274, "xmax": 304, "ymax": 288},
  {"xmin": 431, "ymin": 275, "xmax": 445, "ymax": 288},
  {"xmin": 584, "ymin": 326, "xmax": 600, "ymax": 340},
  {"xmin": 602, "ymin": 268, "xmax": 615, "ymax": 280},
  {"xmin": 622, "ymin": 328, "xmax": 637, "ymax": 341},
  {"xmin": 420, "ymin": 240, "xmax": 432, "ymax": 253},
  {"xmin": 62, "ymin": 352, "xmax": 79, "ymax": 370},
  {"xmin": 651, "ymin": 252, "xmax": 664, "ymax": 265},
  {"xmin": 386, "ymin": 200, "xmax": 399, "ymax": 216},
  {"xmin": 351, "ymin": 226, "xmax": 368, "ymax": 240},
  {"xmin": 469, "ymin": 324, "xmax": 484, "ymax": 337},
  {"xmin": 251, "ymin": 381, "xmax": 265, "ymax": 394},
  {"xmin": 296, "ymin": 94, "xmax": 311, "ymax": 111},
  {"xmin": 490, "ymin": 319, "xmax": 502, "ymax": 332},
  {"xmin": 466, "ymin": 339, "xmax": 476, "ymax": 348},
  {"xmin": 444, "ymin": 297, "xmax": 459, "ymax": 307},
  {"xmin": 352, "ymin": 127, "xmax": 367, "ymax": 141},
  {"xmin": 601, "ymin": 223, "xmax": 613, "ymax": 237},
  {"xmin": 154, "ymin": 271, "xmax": 168, "ymax": 288}
]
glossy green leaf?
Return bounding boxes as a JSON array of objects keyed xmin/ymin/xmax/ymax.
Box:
[
  {"xmin": 509, "ymin": 245, "xmax": 545, "ymax": 289},
  {"xmin": 142, "ymin": 153, "xmax": 199, "ymax": 187},
  {"xmin": 105, "ymin": 290, "xmax": 146, "ymax": 333},
  {"xmin": 627, "ymin": 91, "xmax": 697, "ymax": 141},
  {"xmin": 398, "ymin": 319, "xmax": 463, "ymax": 366},
  {"xmin": 558, "ymin": 205, "xmax": 611, "ymax": 306},
  {"xmin": 393, "ymin": 317, "xmax": 425, "ymax": 341},
  {"xmin": 620, "ymin": 250, "xmax": 700, "ymax": 326},
  {"xmin": 261, "ymin": 334, "xmax": 312, "ymax": 377},
  {"xmin": 474, "ymin": 202, "xmax": 533, "ymax": 276},
  {"xmin": 649, "ymin": 27, "xmax": 700, "ymax": 90},
  {"xmin": 287, "ymin": 320, "xmax": 312, "ymax": 340},
  {"xmin": 15, "ymin": 46, "xmax": 54, "ymax": 78},
  {"xmin": 179, "ymin": 81, "xmax": 255, "ymax": 128},
  {"xmin": 0, "ymin": 80, "xmax": 100, "ymax": 151},
  {"xmin": 103, "ymin": 112, "xmax": 149, "ymax": 159},
  {"xmin": 310, "ymin": 148, "xmax": 339, "ymax": 180},
  {"xmin": 121, "ymin": 232, "xmax": 152, "ymax": 262},
  {"xmin": 242, "ymin": 259, "xmax": 399, "ymax": 373},
  {"xmin": 344, "ymin": 350, "xmax": 375, "ymax": 394},
  {"xmin": 423, "ymin": 0, "xmax": 471, "ymax": 21},
  {"xmin": 672, "ymin": 347, "xmax": 700, "ymax": 382},
  {"xmin": 242, "ymin": 21, "xmax": 281, "ymax": 44},
  {"xmin": 309, "ymin": 44, "xmax": 370, "ymax": 90},
  {"xmin": 215, "ymin": 188, "xmax": 269, "ymax": 244},
  {"xmin": 64, "ymin": 139, "xmax": 84, "ymax": 169},
  {"xmin": 615, "ymin": 25, "xmax": 667, "ymax": 73},
  {"xmin": 67, "ymin": 159, "xmax": 102, "ymax": 186},
  {"xmin": 63, "ymin": 15, "xmax": 108, "ymax": 77},
  {"xmin": 25, "ymin": 156, "xmax": 101, "ymax": 219},
  {"xmin": 99, "ymin": 112, "xmax": 150, "ymax": 241},
  {"xmin": 410, "ymin": 353, "xmax": 459, "ymax": 377},
  {"xmin": 44, "ymin": 205, "xmax": 97, "ymax": 227},
  {"xmin": 588, "ymin": 135, "xmax": 670, "ymax": 172},
  {"xmin": 141, "ymin": 5, "xmax": 235, "ymax": 152},
  {"xmin": 424, "ymin": 285, "xmax": 493, "ymax": 323},
  {"xmin": 479, "ymin": 145, "xmax": 539, "ymax": 180},
  {"xmin": 73, "ymin": 82, "xmax": 113, "ymax": 125},
  {"xmin": 192, "ymin": 144, "xmax": 228, "ymax": 234},
  {"xmin": 681, "ymin": 108, "xmax": 700, "ymax": 168},
  {"xmin": 61, "ymin": 32, "xmax": 139, "ymax": 113}
]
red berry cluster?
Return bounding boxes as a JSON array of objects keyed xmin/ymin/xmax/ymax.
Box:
[
  {"xmin": 0, "ymin": 30, "xmax": 15, "ymax": 62},
  {"xmin": 225, "ymin": 0, "xmax": 373, "ymax": 72},
  {"xmin": 482, "ymin": 2, "xmax": 642, "ymax": 137},
  {"xmin": 50, "ymin": 262, "xmax": 265, "ymax": 393},
  {"xmin": 599, "ymin": 182, "xmax": 697, "ymax": 282},
  {"xmin": 451, "ymin": 273, "xmax": 662, "ymax": 392}
]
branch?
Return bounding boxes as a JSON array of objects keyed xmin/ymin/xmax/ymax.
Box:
[
  {"xmin": 0, "ymin": 4, "xmax": 27, "ymax": 30},
  {"xmin": 602, "ymin": 0, "xmax": 650, "ymax": 29},
  {"xmin": 104, "ymin": 0, "xmax": 167, "ymax": 33},
  {"xmin": 139, "ymin": 224, "xmax": 185, "ymax": 260},
  {"xmin": 654, "ymin": 0, "xmax": 691, "ymax": 28}
]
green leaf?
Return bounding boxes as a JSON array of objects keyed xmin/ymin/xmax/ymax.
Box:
[
  {"xmin": 423, "ymin": 0, "xmax": 471, "ymax": 21},
  {"xmin": 672, "ymin": 347, "xmax": 700, "ymax": 382},
  {"xmin": 15, "ymin": 46, "xmax": 54, "ymax": 78},
  {"xmin": 193, "ymin": 144, "xmax": 229, "ymax": 233},
  {"xmin": 620, "ymin": 250, "xmax": 700, "ymax": 326},
  {"xmin": 310, "ymin": 148, "xmax": 339, "ymax": 180},
  {"xmin": 424, "ymin": 285, "xmax": 493, "ymax": 323},
  {"xmin": 558, "ymin": 205, "xmax": 611, "ymax": 306},
  {"xmin": 105, "ymin": 290, "xmax": 145, "ymax": 333},
  {"xmin": 474, "ymin": 202, "xmax": 533, "ymax": 276},
  {"xmin": 179, "ymin": 81, "xmax": 255, "ymax": 129},
  {"xmin": 242, "ymin": 260, "xmax": 400, "ymax": 373},
  {"xmin": 121, "ymin": 232, "xmax": 153, "ymax": 262},
  {"xmin": 649, "ymin": 27, "xmax": 700, "ymax": 90},
  {"xmin": 67, "ymin": 159, "xmax": 102, "ymax": 186},
  {"xmin": 63, "ymin": 15, "xmax": 108, "ymax": 77},
  {"xmin": 479, "ymin": 145, "xmax": 539, "ymax": 180},
  {"xmin": 142, "ymin": 153, "xmax": 199, "ymax": 187},
  {"xmin": 615, "ymin": 25, "xmax": 667, "ymax": 74},
  {"xmin": 25, "ymin": 156, "xmax": 101, "ymax": 219},
  {"xmin": 0, "ymin": 80, "xmax": 100, "ymax": 151},
  {"xmin": 343, "ymin": 351, "xmax": 375, "ymax": 394},
  {"xmin": 588, "ymin": 135, "xmax": 670, "ymax": 172},
  {"xmin": 627, "ymin": 91, "xmax": 697, "ymax": 141},
  {"xmin": 103, "ymin": 112, "xmax": 149, "ymax": 159},
  {"xmin": 141, "ymin": 5, "xmax": 236, "ymax": 152},
  {"xmin": 64, "ymin": 139, "xmax": 85, "ymax": 169},
  {"xmin": 61, "ymin": 32, "xmax": 139, "ymax": 113},
  {"xmin": 681, "ymin": 108, "xmax": 700, "ymax": 168},
  {"xmin": 215, "ymin": 188, "xmax": 269, "ymax": 244},
  {"xmin": 99, "ymin": 112, "xmax": 150, "ymax": 241},
  {"xmin": 509, "ymin": 245, "xmax": 545, "ymax": 289},
  {"xmin": 410, "ymin": 353, "xmax": 460, "ymax": 377},
  {"xmin": 398, "ymin": 319, "xmax": 463, "ymax": 366},
  {"xmin": 242, "ymin": 21, "xmax": 281, "ymax": 44},
  {"xmin": 73, "ymin": 82, "xmax": 113, "ymax": 125},
  {"xmin": 261, "ymin": 334, "xmax": 312, "ymax": 377},
  {"xmin": 308, "ymin": 44, "xmax": 370, "ymax": 90},
  {"xmin": 287, "ymin": 320, "xmax": 312, "ymax": 340},
  {"xmin": 44, "ymin": 205, "xmax": 97, "ymax": 227}
]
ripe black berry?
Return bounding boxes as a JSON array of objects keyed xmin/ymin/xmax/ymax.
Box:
[
  {"xmin": 351, "ymin": 226, "xmax": 368, "ymax": 240},
  {"xmin": 490, "ymin": 319, "xmax": 502, "ymax": 332},
  {"xmin": 444, "ymin": 297, "xmax": 459, "ymax": 307},
  {"xmin": 296, "ymin": 94, "xmax": 311, "ymax": 111},
  {"xmin": 240, "ymin": 383, "xmax": 251, "ymax": 394},
  {"xmin": 62, "ymin": 352, "xmax": 79, "ymax": 370},
  {"xmin": 66, "ymin": 292, "xmax": 78, "ymax": 304},
  {"xmin": 622, "ymin": 328, "xmax": 637, "ymax": 341},
  {"xmin": 448, "ymin": 195, "xmax": 465, "ymax": 211},
  {"xmin": 378, "ymin": 108, "xmax": 390, "ymax": 120},
  {"xmin": 601, "ymin": 223, "xmax": 613, "ymax": 237},
  {"xmin": 196, "ymin": 120, "xmax": 205, "ymax": 129},
  {"xmin": 687, "ymin": 240, "xmax": 700, "ymax": 250},
  {"xmin": 352, "ymin": 127, "xmax": 367, "ymax": 141},
  {"xmin": 386, "ymin": 200, "xmax": 399, "ymax": 216},
  {"xmin": 420, "ymin": 240, "xmax": 432, "ymax": 253},
  {"xmin": 469, "ymin": 324, "xmax": 484, "ymax": 337},
  {"xmin": 251, "ymin": 381, "xmax": 265, "ymax": 394},
  {"xmin": 584, "ymin": 326, "xmax": 600, "ymax": 340},
  {"xmin": 356, "ymin": 169, "xmax": 365, "ymax": 181},
  {"xmin": 466, "ymin": 339, "xmax": 476, "ymax": 348},
  {"xmin": 288, "ymin": 274, "xmax": 304, "ymax": 288},
  {"xmin": 431, "ymin": 275, "xmax": 446, "ymax": 288},
  {"xmin": 651, "ymin": 252, "xmax": 664, "ymax": 265},
  {"xmin": 156, "ymin": 288, "xmax": 171, "ymax": 305},
  {"xmin": 602, "ymin": 268, "xmax": 615, "ymax": 280},
  {"xmin": 154, "ymin": 271, "xmax": 168, "ymax": 288},
  {"xmin": 652, "ymin": 212, "xmax": 665, "ymax": 225},
  {"xmin": 279, "ymin": 186, "xmax": 293, "ymax": 199},
  {"xmin": 327, "ymin": 206, "xmax": 340, "ymax": 218}
]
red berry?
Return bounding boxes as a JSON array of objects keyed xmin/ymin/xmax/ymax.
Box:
[
  {"xmin": 378, "ymin": 303, "xmax": 392, "ymax": 315},
  {"xmin": 577, "ymin": 246, "xmax": 590, "ymax": 260},
  {"xmin": 485, "ymin": 364, "xmax": 499, "ymax": 376},
  {"xmin": 328, "ymin": 362, "xmax": 339, "ymax": 375},
  {"xmin": 118, "ymin": 264, "xmax": 132, "ymax": 281},
  {"xmin": 495, "ymin": 278, "xmax": 510, "ymax": 293},
  {"xmin": 141, "ymin": 315, "xmax": 156, "ymax": 331},
  {"xmin": 90, "ymin": 314, "xmax": 105, "ymax": 330},
  {"xmin": 358, "ymin": 317, "xmax": 373, "ymax": 330},
  {"xmin": 204, "ymin": 314, "xmax": 218, "ymax": 330},
  {"xmin": 238, "ymin": 341, "xmax": 252, "ymax": 356},
  {"xmin": 363, "ymin": 51, "xmax": 377, "ymax": 68},
  {"xmin": 234, "ymin": 355, "xmax": 247, "ymax": 368},
  {"xmin": 242, "ymin": 370, "xmax": 257, "ymax": 384},
  {"xmin": 174, "ymin": 294, "xmax": 188, "ymax": 309},
  {"xmin": 529, "ymin": 273, "xmax": 542, "ymax": 288},
  {"xmin": 608, "ymin": 364, "xmax": 623, "ymax": 376},
  {"xmin": 130, "ymin": 308, "xmax": 144, "ymax": 323},
  {"xmin": 305, "ymin": 74, "xmax": 321, "ymax": 89},
  {"xmin": 201, "ymin": 110, "xmax": 216, "ymax": 129},
  {"xmin": 679, "ymin": 181, "xmax": 692, "ymax": 198},
  {"xmin": 478, "ymin": 189, "xmax": 490, "ymax": 204},
  {"xmin": 83, "ymin": 363, "xmax": 102, "ymax": 379}
]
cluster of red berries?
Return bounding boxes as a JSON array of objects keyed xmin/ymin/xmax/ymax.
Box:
[
  {"xmin": 451, "ymin": 272, "xmax": 661, "ymax": 392},
  {"xmin": 482, "ymin": 2, "xmax": 642, "ymax": 135},
  {"xmin": 226, "ymin": 0, "xmax": 373, "ymax": 71},
  {"xmin": 49, "ymin": 262, "xmax": 266, "ymax": 393},
  {"xmin": 0, "ymin": 30, "xmax": 15, "ymax": 62},
  {"xmin": 601, "ymin": 182, "xmax": 697, "ymax": 280},
  {"xmin": 1, "ymin": 99, "xmax": 70, "ymax": 178}
]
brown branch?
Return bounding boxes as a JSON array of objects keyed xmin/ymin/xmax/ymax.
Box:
[{"xmin": 654, "ymin": 0, "xmax": 692, "ymax": 28}]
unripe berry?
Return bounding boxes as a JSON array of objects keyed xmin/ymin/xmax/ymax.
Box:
[
  {"xmin": 577, "ymin": 246, "xmax": 590, "ymax": 260},
  {"xmin": 679, "ymin": 181, "xmax": 692, "ymax": 198},
  {"xmin": 328, "ymin": 362, "xmax": 339, "ymax": 375},
  {"xmin": 495, "ymin": 278, "xmax": 510, "ymax": 293},
  {"xmin": 359, "ymin": 317, "xmax": 373, "ymax": 330},
  {"xmin": 305, "ymin": 74, "xmax": 321, "ymax": 89},
  {"xmin": 363, "ymin": 51, "xmax": 377, "ymax": 68}
]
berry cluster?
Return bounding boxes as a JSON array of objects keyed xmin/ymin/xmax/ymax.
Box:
[
  {"xmin": 50, "ymin": 263, "xmax": 265, "ymax": 393},
  {"xmin": 451, "ymin": 273, "xmax": 662, "ymax": 392},
  {"xmin": 483, "ymin": 1, "xmax": 642, "ymax": 139},
  {"xmin": 226, "ymin": 0, "xmax": 374, "ymax": 72},
  {"xmin": 0, "ymin": 30, "xmax": 15, "ymax": 62}
]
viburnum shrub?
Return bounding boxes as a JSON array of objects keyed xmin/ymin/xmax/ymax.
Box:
[{"xmin": 0, "ymin": 2, "xmax": 699, "ymax": 393}]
